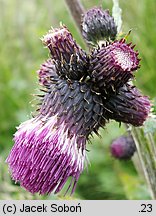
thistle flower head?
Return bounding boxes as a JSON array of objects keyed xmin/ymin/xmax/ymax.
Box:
[
  {"xmin": 89, "ymin": 39, "xmax": 140, "ymax": 95},
  {"xmin": 42, "ymin": 25, "xmax": 88, "ymax": 80},
  {"xmin": 103, "ymin": 84, "xmax": 151, "ymax": 126},
  {"xmin": 82, "ymin": 7, "xmax": 117, "ymax": 44},
  {"xmin": 7, "ymin": 7, "xmax": 151, "ymax": 196},
  {"xmin": 110, "ymin": 136, "xmax": 136, "ymax": 160},
  {"xmin": 7, "ymin": 75, "xmax": 105, "ymax": 195},
  {"xmin": 7, "ymin": 116, "xmax": 86, "ymax": 194}
]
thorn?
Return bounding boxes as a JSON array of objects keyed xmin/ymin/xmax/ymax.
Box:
[
  {"xmin": 35, "ymin": 94, "xmax": 44, "ymax": 98},
  {"xmin": 131, "ymin": 44, "xmax": 136, "ymax": 49},
  {"xmin": 127, "ymin": 42, "xmax": 132, "ymax": 46},
  {"xmin": 111, "ymin": 85, "xmax": 116, "ymax": 92},
  {"xmin": 120, "ymin": 38, "xmax": 125, "ymax": 43},
  {"xmin": 40, "ymin": 89, "xmax": 48, "ymax": 93},
  {"xmin": 111, "ymin": 76, "xmax": 115, "ymax": 81},
  {"xmin": 124, "ymin": 29, "xmax": 132, "ymax": 40}
]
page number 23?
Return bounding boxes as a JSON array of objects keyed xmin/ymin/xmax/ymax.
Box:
[{"xmin": 139, "ymin": 204, "xmax": 152, "ymax": 212}]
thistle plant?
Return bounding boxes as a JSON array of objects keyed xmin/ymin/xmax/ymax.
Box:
[{"xmin": 6, "ymin": 0, "xmax": 153, "ymax": 197}]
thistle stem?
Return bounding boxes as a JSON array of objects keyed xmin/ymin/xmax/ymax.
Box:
[
  {"xmin": 131, "ymin": 127, "xmax": 156, "ymax": 200},
  {"xmin": 64, "ymin": 0, "xmax": 85, "ymax": 32}
]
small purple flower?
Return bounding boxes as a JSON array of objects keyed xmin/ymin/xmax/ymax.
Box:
[
  {"xmin": 110, "ymin": 136, "xmax": 136, "ymax": 160},
  {"xmin": 82, "ymin": 7, "xmax": 117, "ymax": 44},
  {"xmin": 89, "ymin": 39, "xmax": 140, "ymax": 95}
]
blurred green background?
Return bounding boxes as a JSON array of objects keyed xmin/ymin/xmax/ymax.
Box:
[{"xmin": 0, "ymin": 0, "xmax": 155, "ymax": 200}]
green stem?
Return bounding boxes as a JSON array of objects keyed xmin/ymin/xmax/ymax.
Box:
[
  {"xmin": 65, "ymin": 0, "xmax": 156, "ymax": 200},
  {"xmin": 131, "ymin": 127, "xmax": 156, "ymax": 200},
  {"xmin": 64, "ymin": 0, "xmax": 85, "ymax": 33}
]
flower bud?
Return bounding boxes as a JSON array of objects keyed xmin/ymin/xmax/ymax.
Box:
[
  {"xmin": 89, "ymin": 39, "xmax": 140, "ymax": 95},
  {"xmin": 110, "ymin": 136, "xmax": 136, "ymax": 160},
  {"xmin": 42, "ymin": 25, "xmax": 88, "ymax": 80},
  {"xmin": 82, "ymin": 7, "xmax": 117, "ymax": 44},
  {"xmin": 103, "ymin": 84, "xmax": 151, "ymax": 126}
]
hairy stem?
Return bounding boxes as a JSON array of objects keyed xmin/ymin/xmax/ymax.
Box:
[{"xmin": 131, "ymin": 127, "xmax": 156, "ymax": 200}]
